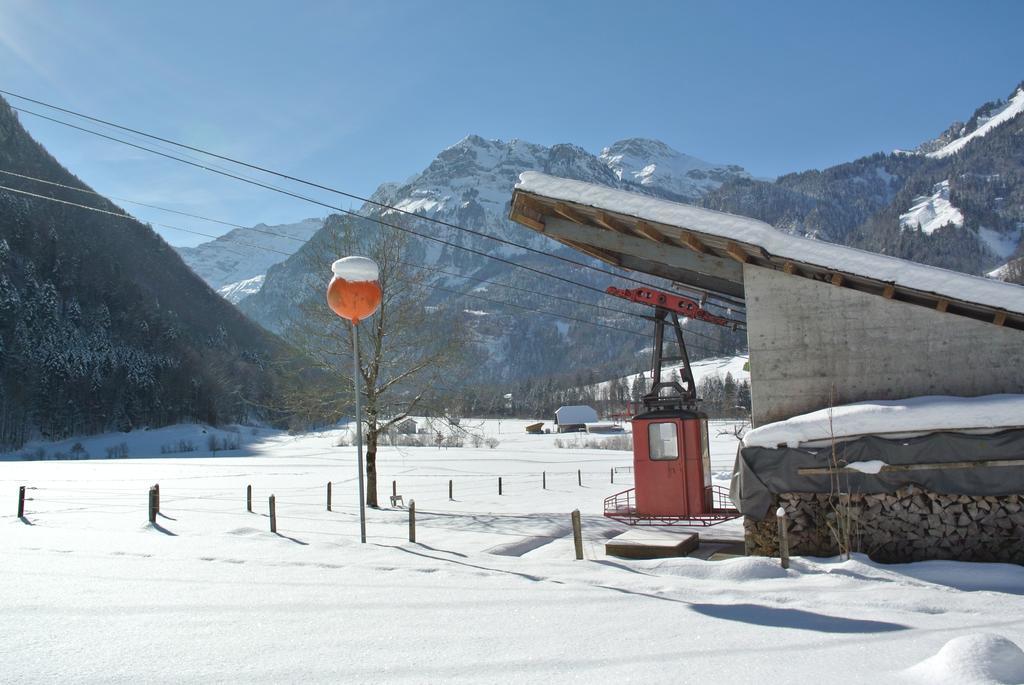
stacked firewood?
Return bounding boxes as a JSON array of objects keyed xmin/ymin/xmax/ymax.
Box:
[{"xmin": 745, "ymin": 484, "xmax": 1024, "ymax": 565}]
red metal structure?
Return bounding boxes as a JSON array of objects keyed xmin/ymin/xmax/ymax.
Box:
[{"xmin": 603, "ymin": 287, "xmax": 740, "ymax": 526}]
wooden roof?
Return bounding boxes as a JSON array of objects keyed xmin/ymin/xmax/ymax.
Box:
[{"xmin": 510, "ymin": 177, "xmax": 1024, "ymax": 332}]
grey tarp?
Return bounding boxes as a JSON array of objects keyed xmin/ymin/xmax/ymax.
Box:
[{"xmin": 730, "ymin": 429, "xmax": 1024, "ymax": 520}]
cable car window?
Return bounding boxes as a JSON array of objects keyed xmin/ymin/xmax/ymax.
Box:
[{"xmin": 648, "ymin": 422, "xmax": 679, "ymax": 460}]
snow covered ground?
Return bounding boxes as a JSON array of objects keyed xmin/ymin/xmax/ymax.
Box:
[
  {"xmin": 899, "ymin": 180, "xmax": 964, "ymax": 234},
  {"xmin": 3, "ymin": 419, "xmax": 1024, "ymax": 683}
]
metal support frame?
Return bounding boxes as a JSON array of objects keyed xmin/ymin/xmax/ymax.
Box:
[{"xmin": 603, "ymin": 486, "xmax": 740, "ymax": 527}]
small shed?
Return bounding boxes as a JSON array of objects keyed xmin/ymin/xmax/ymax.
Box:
[
  {"xmin": 555, "ymin": 405, "xmax": 598, "ymax": 433},
  {"xmin": 525, "ymin": 422, "xmax": 545, "ymax": 434},
  {"xmin": 395, "ymin": 418, "xmax": 418, "ymax": 435}
]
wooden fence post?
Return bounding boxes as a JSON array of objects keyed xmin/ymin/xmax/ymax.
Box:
[
  {"xmin": 409, "ymin": 499, "xmax": 416, "ymax": 543},
  {"xmin": 542, "ymin": 471, "xmax": 546, "ymax": 490},
  {"xmin": 610, "ymin": 467, "xmax": 614, "ymax": 484},
  {"xmin": 327, "ymin": 482, "xmax": 332, "ymax": 512},
  {"xmin": 392, "ymin": 480, "xmax": 397, "ymax": 500},
  {"xmin": 246, "ymin": 484, "xmax": 252, "ymax": 512},
  {"xmin": 154, "ymin": 483, "xmax": 160, "ymax": 514},
  {"xmin": 17, "ymin": 486, "xmax": 25, "ymax": 518},
  {"xmin": 578, "ymin": 469, "xmax": 582, "ymax": 487},
  {"xmin": 148, "ymin": 486, "xmax": 157, "ymax": 524},
  {"xmin": 448, "ymin": 479, "xmax": 453, "ymax": 501},
  {"xmin": 776, "ymin": 506, "xmax": 790, "ymax": 569},
  {"xmin": 498, "ymin": 477, "xmax": 503, "ymax": 496},
  {"xmin": 270, "ymin": 495, "xmax": 277, "ymax": 533},
  {"xmin": 571, "ymin": 509, "xmax": 583, "ymax": 560}
]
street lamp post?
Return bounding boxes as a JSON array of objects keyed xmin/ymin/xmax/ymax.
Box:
[{"xmin": 326, "ymin": 256, "xmax": 383, "ymax": 544}]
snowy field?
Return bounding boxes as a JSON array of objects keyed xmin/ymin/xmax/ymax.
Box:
[{"xmin": 3, "ymin": 419, "xmax": 1024, "ymax": 683}]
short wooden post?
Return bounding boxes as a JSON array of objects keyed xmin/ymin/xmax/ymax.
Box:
[
  {"xmin": 448, "ymin": 479, "xmax": 453, "ymax": 501},
  {"xmin": 577, "ymin": 469, "xmax": 582, "ymax": 487},
  {"xmin": 408, "ymin": 499, "xmax": 416, "ymax": 543},
  {"xmin": 571, "ymin": 509, "xmax": 583, "ymax": 560},
  {"xmin": 246, "ymin": 484, "xmax": 252, "ymax": 512},
  {"xmin": 392, "ymin": 480, "xmax": 397, "ymax": 499},
  {"xmin": 154, "ymin": 483, "xmax": 160, "ymax": 514},
  {"xmin": 17, "ymin": 486, "xmax": 25, "ymax": 518},
  {"xmin": 610, "ymin": 467, "xmax": 614, "ymax": 484},
  {"xmin": 498, "ymin": 477, "xmax": 503, "ymax": 496},
  {"xmin": 148, "ymin": 486, "xmax": 157, "ymax": 524},
  {"xmin": 542, "ymin": 471, "xmax": 546, "ymax": 490},
  {"xmin": 269, "ymin": 495, "xmax": 277, "ymax": 533},
  {"xmin": 327, "ymin": 482, "xmax": 332, "ymax": 512},
  {"xmin": 776, "ymin": 506, "xmax": 790, "ymax": 569}
]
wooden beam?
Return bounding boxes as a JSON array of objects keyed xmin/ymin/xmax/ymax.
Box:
[
  {"xmin": 782, "ymin": 261, "xmax": 797, "ymax": 275},
  {"xmin": 561, "ymin": 238, "xmax": 621, "ymax": 266},
  {"xmin": 552, "ymin": 202, "xmax": 589, "ymax": 225},
  {"xmin": 595, "ymin": 211, "xmax": 637, "ymax": 237},
  {"xmin": 542, "ymin": 216, "xmax": 745, "ymax": 296},
  {"xmin": 725, "ymin": 242, "xmax": 748, "ymax": 264},
  {"xmin": 830, "ymin": 273, "xmax": 844, "ymax": 287},
  {"xmin": 632, "ymin": 220, "xmax": 667, "ymax": 244},
  {"xmin": 882, "ymin": 284, "xmax": 896, "ymax": 299},
  {"xmin": 683, "ymin": 233, "xmax": 708, "ymax": 255},
  {"xmin": 994, "ymin": 310, "xmax": 1007, "ymax": 327},
  {"xmin": 936, "ymin": 298, "xmax": 949, "ymax": 313},
  {"xmin": 509, "ymin": 211, "xmax": 544, "ymax": 232}
]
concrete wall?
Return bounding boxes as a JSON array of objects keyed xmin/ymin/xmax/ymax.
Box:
[{"xmin": 744, "ymin": 264, "xmax": 1024, "ymax": 427}]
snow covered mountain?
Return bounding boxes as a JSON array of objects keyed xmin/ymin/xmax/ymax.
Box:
[
  {"xmin": 905, "ymin": 85, "xmax": 1024, "ymax": 159},
  {"xmin": 238, "ymin": 135, "xmax": 746, "ymax": 381},
  {"xmin": 600, "ymin": 138, "xmax": 750, "ymax": 201},
  {"xmin": 185, "ymin": 137, "xmax": 743, "ymax": 310},
  {"xmin": 176, "ymin": 218, "xmax": 324, "ymax": 303},
  {"xmin": 702, "ymin": 81, "xmax": 1024, "ymax": 277}
]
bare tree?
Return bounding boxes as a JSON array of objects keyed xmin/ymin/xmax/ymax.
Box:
[{"xmin": 282, "ymin": 214, "xmax": 468, "ymax": 507}]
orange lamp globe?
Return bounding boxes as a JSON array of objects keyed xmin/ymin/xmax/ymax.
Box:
[{"xmin": 326, "ymin": 256, "xmax": 382, "ymax": 323}]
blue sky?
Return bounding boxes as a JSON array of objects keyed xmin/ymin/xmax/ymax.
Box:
[{"xmin": 1, "ymin": 0, "xmax": 1022, "ymax": 246}]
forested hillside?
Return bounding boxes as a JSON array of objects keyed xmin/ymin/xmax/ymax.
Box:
[
  {"xmin": 700, "ymin": 83, "xmax": 1024, "ymax": 276},
  {"xmin": 0, "ymin": 98, "xmax": 289, "ymax": 450}
]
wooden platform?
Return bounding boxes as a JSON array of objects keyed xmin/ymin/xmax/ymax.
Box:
[{"xmin": 605, "ymin": 529, "xmax": 699, "ymax": 559}]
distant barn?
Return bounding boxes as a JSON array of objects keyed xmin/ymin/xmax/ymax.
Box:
[
  {"xmin": 554, "ymin": 405, "xmax": 598, "ymax": 433},
  {"xmin": 395, "ymin": 418, "xmax": 418, "ymax": 435}
]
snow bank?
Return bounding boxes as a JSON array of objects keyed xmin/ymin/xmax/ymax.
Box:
[
  {"xmin": 742, "ymin": 394, "xmax": 1024, "ymax": 448},
  {"xmin": 331, "ymin": 256, "xmax": 378, "ymax": 282},
  {"xmin": 515, "ymin": 172, "xmax": 1024, "ymax": 315},
  {"xmin": 904, "ymin": 634, "xmax": 1024, "ymax": 684}
]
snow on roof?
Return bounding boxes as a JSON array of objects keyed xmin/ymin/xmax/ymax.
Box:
[
  {"xmin": 515, "ymin": 171, "xmax": 1024, "ymax": 316},
  {"xmin": 554, "ymin": 405, "xmax": 598, "ymax": 425},
  {"xmin": 742, "ymin": 394, "xmax": 1024, "ymax": 449}
]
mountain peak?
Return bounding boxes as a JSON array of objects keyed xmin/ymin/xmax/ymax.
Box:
[{"xmin": 600, "ymin": 137, "xmax": 749, "ymax": 200}]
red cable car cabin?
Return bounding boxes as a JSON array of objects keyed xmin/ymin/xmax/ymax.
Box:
[
  {"xmin": 632, "ymin": 409, "xmax": 711, "ymax": 518},
  {"xmin": 603, "ymin": 287, "xmax": 740, "ymax": 526}
]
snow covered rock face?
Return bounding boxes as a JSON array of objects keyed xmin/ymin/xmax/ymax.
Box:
[
  {"xmin": 240, "ymin": 135, "xmax": 748, "ymax": 382},
  {"xmin": 177, "ymin": 218, "xmax": 324, "ymax": 303},
  {"xmin": 600, "ymin": 138, "xmax": 750, "ymax": 201},
  {"xmin": 918, "ymin": 87, "xmax": 1024, "ymax": 159},
  {"xmin": 904, "ymin": 634, "xmax": 1024, "ymax": 685}
]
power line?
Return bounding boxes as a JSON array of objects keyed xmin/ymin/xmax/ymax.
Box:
[
  {"xmin": 0, "ymin": 168, "xmax": 741, "ymax": 346},
  {"xmin": 1, "ymin": 89, "xmax": 746, "ymax": 312},
  {"xmin": 10, "ymin": 104, "xmax": 655, "ymax": 303},
  {"xmin": 0, "ymin": 182, "xmax": 671, "ymax": 345},
  {"xmin": 0, "ymin": 183, "xmax": 281, "ymax": 256}
]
